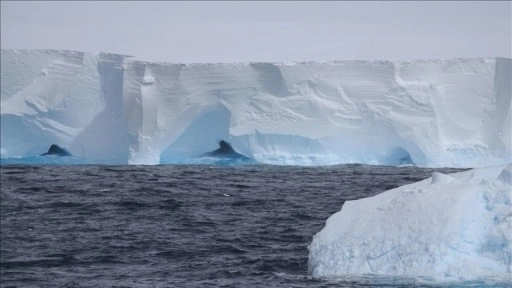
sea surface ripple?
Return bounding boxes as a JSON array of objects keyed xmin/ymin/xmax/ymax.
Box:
[{"xmin": 3, "ymin": 164, "xmax": 496, "ymax": 288}]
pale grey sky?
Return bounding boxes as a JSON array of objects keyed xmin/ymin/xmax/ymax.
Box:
[{"xmin": 1, "ymin": 1, "xmax": 511, "ymax": 63}]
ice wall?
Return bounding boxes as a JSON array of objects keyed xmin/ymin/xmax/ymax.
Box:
[
  {"xmin": 1, "ymin": 49, "xmax": 511, "ymax": 166},
  {"xmin": 1, "ymin": 50, "xmax": 130, "ymax": 163},
  {"xmin": 308, "ymin": 164, "xmax": 512, "ymax": 283}
]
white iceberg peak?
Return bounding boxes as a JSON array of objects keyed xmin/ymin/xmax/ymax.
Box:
[
  {"xmin": 308, "ymin": 164, "xmax": 512, "ymax": 283},
  {"xmin": 431, "ymin": 172, "xmax": 456, "ymax": 184}
]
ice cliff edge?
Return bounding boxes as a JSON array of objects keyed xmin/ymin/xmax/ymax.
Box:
[{"xmin": 1, "ymin": 49, "xmax": 511, "ymax": 166}]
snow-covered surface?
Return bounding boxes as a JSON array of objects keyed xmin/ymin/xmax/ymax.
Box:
[
  {"xmin": 1, "ymin": 49, "xmax": 511, "ymax": 166},
  {"xmin": 308, "ymin": 164, "xmax": 512, "ymax": 283}
]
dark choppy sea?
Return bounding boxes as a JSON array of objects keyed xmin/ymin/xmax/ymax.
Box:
[{"xmin": 2, "ymin": 164, "xmax": 505, "ymax": 287}]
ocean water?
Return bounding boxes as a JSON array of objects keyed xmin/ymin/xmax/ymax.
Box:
[{"xmin": 1, "ymin": 164, "xmax": 504, "ymax": 287}]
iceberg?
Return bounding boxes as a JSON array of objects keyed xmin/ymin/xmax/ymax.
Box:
[
  {"xmin": 1, "ymin": 49, "xmax": 511, "ymax": 166},
  {"xmin": 308, "ymin": 164, "xmax": 512, "ymax": 283}
]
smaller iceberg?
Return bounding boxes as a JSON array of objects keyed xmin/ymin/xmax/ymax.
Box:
[{"xmin": 308, "ymin": 164, "xmax": 512, "ymax": 284}]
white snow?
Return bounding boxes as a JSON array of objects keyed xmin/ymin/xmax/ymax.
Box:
[
  {"xmin": 431, "ymin": 172, "xmax": 456, "ymax": 184},
  {"xmin": 1, "ymin": 49, "xmax": 511, "ymax": 166},
  {"xmin": 308, "ymin": 164, "xmax": 512, "ymax": 283}
]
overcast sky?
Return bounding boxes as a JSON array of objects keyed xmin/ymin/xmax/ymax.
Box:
[{"xmin": 1, "ymin": 1, "xmax": 510, "ymax": 63}]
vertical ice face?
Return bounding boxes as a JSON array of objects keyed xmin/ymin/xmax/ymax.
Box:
[
  {"xmin": 1, "ymin": 49, "xmax": 510, "ymax": 167},
  {"xmin": 1, "ymin": 50, "xmax": 99, "ymax": 157},
  {"xmin": 68, "ymin": 53, "xmax": 130, "ymax": 163},
  {"xmin": 0, "ymin": 50, "xmax": 130, "ymax": 162}
]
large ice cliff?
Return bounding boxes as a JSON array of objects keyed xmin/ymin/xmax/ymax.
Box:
[{"xmin": 1, "ymin": 49, "xmax": 510, "ymax": 166}]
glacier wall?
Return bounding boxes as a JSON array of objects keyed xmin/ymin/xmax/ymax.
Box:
[{"xmin": 1, "ymin": 49, "xmax": 511, "ymax": 166}]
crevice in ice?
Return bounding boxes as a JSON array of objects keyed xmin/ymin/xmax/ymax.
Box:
[
  {"xmin": 482, "ymin": 58, "xmax": 511, "ymax": 161},
  {"xmin": 142, "ymin": 64, "xmax": 155, "ymax": 85},
  {"xmin": 68, "ymin": 55, "xmax": 130, "ymax": 163},
  {"xmin": 250, "ymin": 63, "xmax": 290, "ymax": 97},
  {"xmin": 380, "ymin": 147, "xmax": 416, "ymax": 166}
]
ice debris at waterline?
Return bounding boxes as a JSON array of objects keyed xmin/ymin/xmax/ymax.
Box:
[
  {"xmin": 308, "ymin": 164, "xmax": 512, "ymax": 283},
  {"xmin": 1, "ymin": 49, "xmax": 511, "ymax": 166}
]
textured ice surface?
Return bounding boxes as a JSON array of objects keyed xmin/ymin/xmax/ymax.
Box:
[
  {"xmin": 1, "ymin": 49, "xmax": 511, "ymax": 166},
  {"xmin": 308, "ymin": 164, "xmax": 512, "ymax": 283}
]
